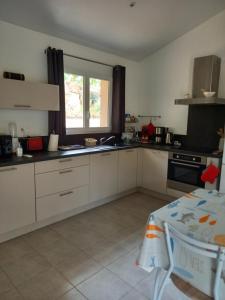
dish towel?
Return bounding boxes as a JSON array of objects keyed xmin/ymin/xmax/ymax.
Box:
[{"xmin": 201, "ymin": 164, "xmax": 220, "ymax": 184}]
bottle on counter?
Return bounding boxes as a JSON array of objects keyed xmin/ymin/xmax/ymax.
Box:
[{"xmin": 16, "ymin": 143, "xmax": 23, "ymax": 157}]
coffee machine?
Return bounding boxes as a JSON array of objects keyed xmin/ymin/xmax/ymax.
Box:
[
  {"xmin": 0, "ymin": 135, "xmax": 13, "ymax": 157},
  {"xmin": 154, "ymin": 127, "xmax": 166, "ymax": 144}
]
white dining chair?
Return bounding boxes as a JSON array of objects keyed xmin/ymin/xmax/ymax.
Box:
[{"xmin": 152, "ymin": 222, "xmax": 225, "ymax": 300}]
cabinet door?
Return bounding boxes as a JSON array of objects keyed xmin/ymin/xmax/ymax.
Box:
[
  {"xmin": 0, "ymin": 164, "xmax": 35, "ymax": 235},
  {"xmin": 142, "ymin": 149, "xmax": 168, "ymax": 194},
  {"xmin": 90, "ymin": 151, "xmax": 118, "ymax": 202},
  {"xmin": 118, "ymin": 149, "xmax": 138, "ymax": 193},
  {"xmin": 0, "ymin": 79, "xmax": 59, "ymax": 111}
]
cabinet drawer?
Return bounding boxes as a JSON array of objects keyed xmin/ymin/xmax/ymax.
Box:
[
  {"xmin": 36, "ymin": 185, "xmax": 89, "ymax": 221},
  {"xmin": 36, "ymin": 165, "xmax": 89, "ymax": 197},
  {"xmin": 35, "ymin": 155, "xmax": 89, "ymax": 174}
]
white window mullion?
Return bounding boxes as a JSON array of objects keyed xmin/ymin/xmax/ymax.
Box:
[{"xmin": 84, "ymin": 75, "xmax": 90, "ymax": 129}]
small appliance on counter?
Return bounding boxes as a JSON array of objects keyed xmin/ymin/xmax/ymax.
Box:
[
  {"xmin": 165, "ymin": 130, "xmax": 174, "ymax": 145},
  {"xmin": 20, "ymin": 136, "xmax": 44, "ymax": 152},
  {"xmin": 154, "ymin": 126, "xmax": 166, "ymax": 144},
  {"xmin": 0, "ymin": 135, "xmax": 13, "ymax": 157}
]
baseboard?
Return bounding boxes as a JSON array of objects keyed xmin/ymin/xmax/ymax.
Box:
[
  {"xmin": 0, "ymin": 188, "xmax": 137, "ymax": 243},
  {"xmin": 138, "ymin": 187, "xmax": 175, "ymax": 202},
  {"xmin": 166, "ymin": 188, "xmax": 186, "ymax": 198}
]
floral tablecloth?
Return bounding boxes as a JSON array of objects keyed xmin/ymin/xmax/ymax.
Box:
[{"xmin": 138, "ymin": 189, "xmax": 225, "ymax": 297}]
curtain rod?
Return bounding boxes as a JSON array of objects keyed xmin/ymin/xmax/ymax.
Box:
[
  {"xmin": 64, "ymin": 53, "xmax": 115, "ymax": 68},
  {"xmin": 44, "ymin": 49, "xmax": 114, "ymax": 68}
]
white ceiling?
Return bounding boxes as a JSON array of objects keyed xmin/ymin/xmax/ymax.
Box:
[{"xmin": 0, "ymin": 0, "xmax": 225, "ymax": 61}]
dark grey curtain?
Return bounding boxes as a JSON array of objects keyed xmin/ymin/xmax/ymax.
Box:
[
  {"xmin": 112, "ymin": 65, "xmax": 126, "ymax": 134},
  {"xmin": 47, "ymin": 47, "xmax": 66, "ymax": 143}
]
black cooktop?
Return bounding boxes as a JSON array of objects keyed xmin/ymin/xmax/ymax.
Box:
[{"xmin": 177, "ymin": 145, "xmax": 217, "ymax": 155}]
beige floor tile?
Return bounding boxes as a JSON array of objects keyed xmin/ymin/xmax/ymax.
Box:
[
  {"xmin": 107, "ymin": 250, "xmax": 149, "ymax": 287},
  {"xmin": 121, "ymin": 288, "xmax": 148, "ymax": 300},
  {"xmin": 59, "ymin": 288, "xmax": 87, "ymax": 299},
  {"xmin": 37, "ymin": 238, "xmax": 86, "ymax": 266},
  {"xmin": 118, "ymin": 228, "xmax": 145, "ymax": 252},
  {"xmin": 0, "ymin": 269, "xmax": 14, "ymax": 294},
  {"xmin": 0, "ymin": 287, "xmax": 24, "ymax": 300},
  {"xmin": 77, "ymin": 269, "xmax": 132, "ymax": 300},
  {"xmin": 55, "ymin": 255, "xmax": 103, "ymax": 286},
  {"xmin": 2, "ymin": 253, "xmax": 51, "ymax": 286},
  {"xmin": 17, "ymin": 268, "xmax": 73, "ymax": 300},
  {"xmin": 0, "ymin": 237, "xmax": 35, "ymax": 266},
  {"xmin": 0, "ymin": 192, "xmax": 170, "ymax": 300},
  {"xmin": 62, "ymin": 228, "xmax": 109, "ymax": 251},
  {"xmin": 24, "ymin": 226, "xmax": 63, "ymax": 251},
  {"xmin": 85, "ymin": 240, "xmax": 129, "ymax": 266}
]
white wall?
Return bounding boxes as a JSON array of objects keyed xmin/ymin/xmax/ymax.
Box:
[
  {"xmin": 140, "ymin": 10, "xmax": 225, "ymax": 134},
  {"xmin": 0, "ymin": 20, "xmax": 141, "ymax": 136}
]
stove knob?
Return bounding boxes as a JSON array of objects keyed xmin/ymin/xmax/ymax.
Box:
[
  {"xmin": 176, "ymin": 155, "xmax": 179, "ymax": 159},
  {"xmin": 193, "ymin": 157, "xmax": 196, "ymax": 161}
]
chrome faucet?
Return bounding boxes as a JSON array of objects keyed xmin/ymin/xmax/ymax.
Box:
[{"xmin": 99, "ymin": 136, "xmax": 116, "ymax": 145}]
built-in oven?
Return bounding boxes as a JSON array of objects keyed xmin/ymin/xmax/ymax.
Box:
[{"xmin": 167, "ymin": 152, "xmax": 207, "ymax": 193}]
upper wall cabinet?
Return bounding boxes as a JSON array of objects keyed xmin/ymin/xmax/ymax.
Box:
[{"xmin": 0, "ymin": 78, "xmax": 59, "ymax": 111}]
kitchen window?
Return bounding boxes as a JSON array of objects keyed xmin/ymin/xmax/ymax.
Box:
[{"xmin": 64, "ymin": 64, "xmax": 112, "ymax": 134}]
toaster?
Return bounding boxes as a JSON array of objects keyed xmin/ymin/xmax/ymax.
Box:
[{"xmin": 20, "ymin": 137, "xmax": 43, "ymax": 152}]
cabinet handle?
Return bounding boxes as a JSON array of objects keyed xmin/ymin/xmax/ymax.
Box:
[
  {"xmin": 101, "ymin": 153, "xmax": 111, "ymax": 156},
  {"xmin": 126, "ymin": 150, "xmax": 134, "ymax": 153},
  {"xmin": 59, "ymin": 169, "xmax": 73, "ymax": 174},
  {"xmin": 59, "ymin": 158, "xmax": 73, "ymax": 163},
  {"xmin": 0, "ymin": 167, "xmax": 17, "ymax": 173},
  {"xmin": 60, "ymin": 191, "xmax": 74, "ymax": 197},
  {"xmin": 14, "ymin": 104, "xmax": 31, "ymax": 108}
]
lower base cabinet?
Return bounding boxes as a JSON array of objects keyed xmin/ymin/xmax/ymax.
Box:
[
  {"xmin": 118, "ymin": 149, "xmax": 138, "ymax": 192},
  {"xmin": 36, "ymin": 185, "xmax": 89, "ymax": 221},
  {"xmin": 0, "ymin": 164, "xmax": 35, "ymax": 235},
  {"xmin": 142, "ymin": 149, "xmax": 168, "ymax": 194},
  {"xmin": 90, "ymin": 151, "xmax": 118, "ymax": 202}
]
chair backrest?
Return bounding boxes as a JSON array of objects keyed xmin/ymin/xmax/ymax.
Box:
[{"xmin": 164, "ymin": 222, "xmax": 225, "ymax": 300}]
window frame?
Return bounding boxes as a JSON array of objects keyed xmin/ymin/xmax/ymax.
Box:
[{"xmin": 65, "ymin": 67, "xmax": 112, "ymax": 135}]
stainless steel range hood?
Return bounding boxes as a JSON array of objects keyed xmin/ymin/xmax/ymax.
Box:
[{"xmin": 175, "ymin": 55, "xmax": 225, "ymax": 105}]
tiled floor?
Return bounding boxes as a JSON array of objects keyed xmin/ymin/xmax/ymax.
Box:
[{"xmin": 0, "ymin": 192, "xmax": 211, "ymax": 300}]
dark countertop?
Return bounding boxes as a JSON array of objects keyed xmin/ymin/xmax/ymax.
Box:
[
  {"xmin": 141, "ymin": 144, "xmax": 223, "ymax": 158},
  {"xmin": 0, "ymin": 143, "xmax": 222, "ymax": 168}
]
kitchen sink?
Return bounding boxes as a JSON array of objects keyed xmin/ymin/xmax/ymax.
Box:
[{"xmin": 90, "ymin": 145, "xmax": 116, "ymax": 150}]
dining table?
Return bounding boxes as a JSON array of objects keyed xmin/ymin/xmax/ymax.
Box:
[{"xmin": 137, "ymin": 188, "xmax": 225, "ymax": 298}]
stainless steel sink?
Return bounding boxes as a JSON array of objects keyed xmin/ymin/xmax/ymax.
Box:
[{"xmin": 90, "ymin": 145, "xmax": 116, "ymax": 151}]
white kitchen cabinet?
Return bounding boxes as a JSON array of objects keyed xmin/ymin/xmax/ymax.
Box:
[
  {"xmin": 90, "ymin": 151, "xmax": 118, "ymax": 202},
  {"xmin": 36, "ymin": 185, "xmax": 89, "ymax": 221},
  {"xmin": 118, "ymin": 148, "xmax": 138, "ymax": 193},
  {"xmin": 0, "ymin": 78, "xmax": 59, "ymax": 111},
  {"xmin": 142, "ymin": 149, "xmax": 168, "ymax": 194},
  {"xmin": 35, "ymin": 155, "xmax": 89, "ymax": 174},
  {"xmin": 0, "ymin": 164, "xmax": 35, "ymax": 235},
  {"xmin": 35, "ymin": 165, "xmax": 89, "ymax": 198}
]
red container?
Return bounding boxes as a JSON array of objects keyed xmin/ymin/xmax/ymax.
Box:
[{"xmin": 27, "ymin": 137, "xmax": 43, "ymax": 151}]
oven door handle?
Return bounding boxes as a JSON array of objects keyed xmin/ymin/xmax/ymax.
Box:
[{"xmin": 170, "ymin": 161, "xmax": 202, "ymax": 169}]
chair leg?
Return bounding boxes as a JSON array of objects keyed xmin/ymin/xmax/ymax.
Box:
[
  {"xmin": 214, "ymin": 252, "xmax": 224, "ymax": 300},
  {"xmin": 153, "ymin": 268, "xmax": 161, "ymax": 300},
  {"xmin": 157, "ymin": 267, "xmax": 173, "ymax": 300}
]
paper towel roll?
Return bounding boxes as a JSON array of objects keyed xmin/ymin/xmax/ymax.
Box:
[{"xmin": 48, "ymin": 134, "xmax": 59, "ymax": 151}]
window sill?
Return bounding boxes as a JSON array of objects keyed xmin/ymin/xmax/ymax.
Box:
[{"xmin": 66, "ymin": 127, "xmax": 112, "ymax": 135}]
